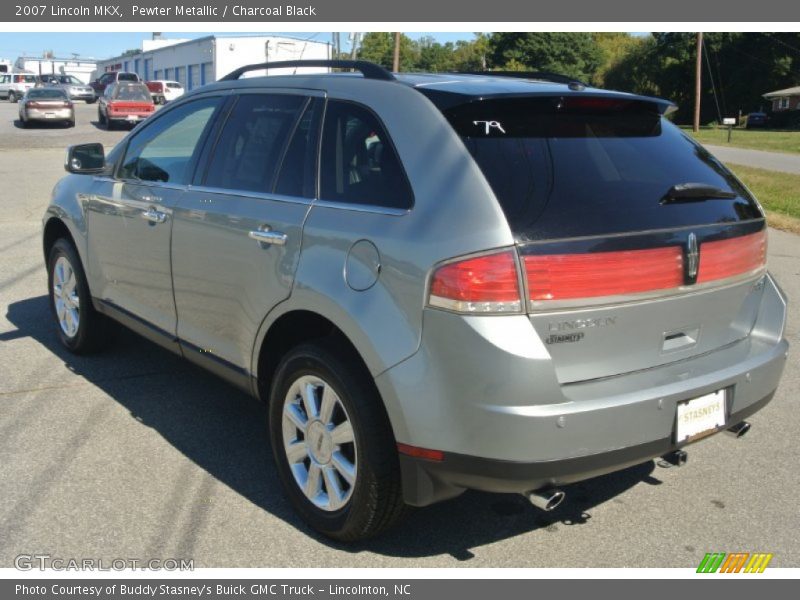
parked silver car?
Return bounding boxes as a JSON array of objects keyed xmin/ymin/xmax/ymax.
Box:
[
  {"xmin": 19, "ymin": 87, "xmax": 74, "ymax": 127},
  {"xmin": 43, "ymin": 74, "xmax": 96, "ymax": 103},
  {"xmin": 42, "ymin": 60, "xmax": 789, "ymax": 541}
]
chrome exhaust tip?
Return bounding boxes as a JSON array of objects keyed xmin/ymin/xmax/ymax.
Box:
[
  {"xmin": 726, "ymin": 421, "xmax": 751, "ymax": 439},
  {"xmin": 527, "ymin": 489, "xmax": 566, "ymax": 511},
  {"xmin": 660, "ymin": 449, "xmax": 688, "ymax": 467}
]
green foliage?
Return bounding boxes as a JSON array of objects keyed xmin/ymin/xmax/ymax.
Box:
[
  {"xmin": 357, "ymin": 32, "xmax": 418, "ymax": 71},
  {"xmin": 604, "ymin": 33, "xmax": 800, "ymax": 125},
  {"xmin": 486, "ymin": 33, "xmax": 603, "ymax": 81}
]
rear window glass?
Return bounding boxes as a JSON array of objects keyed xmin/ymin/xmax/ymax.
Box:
[
  {"xmin": 28, "ymin": 89, "xmax": 67, "ymax": 99},
  {"xmin": 442, "ymin": 96, "xmax": 762, "ymax": 240},
  {"xmin": 118, "ymin": 73, "xmax": 139, "ymax": 82},
  {"xmin": 114, "ymin": 85, "xmax": 151, "ymax": 102}
]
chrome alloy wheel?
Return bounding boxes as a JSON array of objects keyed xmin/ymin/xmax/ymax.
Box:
[
  {"xmin": 282, "ymin": 376, "xmax": 357, "ymax": 512},
  {"xmin": 53, "ymin": 255, "xmax": 80, "ymax": 338}
]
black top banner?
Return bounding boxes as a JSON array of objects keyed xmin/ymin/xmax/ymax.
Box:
[{"xmin": 2, "ymin": 0, "xmax": 800, "ymax": 22}]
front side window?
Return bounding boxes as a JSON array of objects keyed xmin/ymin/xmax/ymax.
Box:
[
  {"xmin": 319, "ymin": 101, "xmax": 413, "ymax": 210},
  {"xmin": 119, "ymin": 97, "xmax": 221, "ymax": 184},
  {"xmin": 203, "ymin": 93, "xmax": 306, "ymax": 193}
]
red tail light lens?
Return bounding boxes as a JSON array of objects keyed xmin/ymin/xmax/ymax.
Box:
[
  {"xmin": 524, "ymin": 246, "xmax": 684, "ymax": 302},
  {"xmin": 428, "ymin": 250, "xmax": 521, "ymax": 313},
  {"xmin": 697, "ymin": 230, "xmax": 767, "ymax": 283}
]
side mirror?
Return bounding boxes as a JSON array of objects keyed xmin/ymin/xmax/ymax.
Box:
[{"xmin": 65, "ymin": 143, "xmax": 105, "ymax": 174}]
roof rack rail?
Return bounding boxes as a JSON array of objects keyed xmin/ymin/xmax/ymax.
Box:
[
  {"xmin": 457, "ymin": 70, "xmax": 588, "ymax": 87},
  {"xmin": 220, "ymin": 60, "xmax": 396, "ymax": 82}
]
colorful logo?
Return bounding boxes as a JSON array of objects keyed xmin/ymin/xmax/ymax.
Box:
[{"xmin": 697, "ymin": 552, "xmax": 773, "ymax": 573}]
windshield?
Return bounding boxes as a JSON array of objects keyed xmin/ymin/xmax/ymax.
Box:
[
  {"xmin": 114, "ymin": 85, "xmax": 151, "ymax": 102},
  {"xmin": 442, "ymin": 96, "xmax": 762, "ymax": 240}
]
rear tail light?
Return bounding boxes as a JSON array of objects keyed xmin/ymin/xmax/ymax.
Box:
[
  {"xmin": 428, "ymin": 230, "xmax": 766, "ymax": 314},
  {"xmin": 524, "ymin": 246, "xmax": 684, "ymax": 302},
  {"xmin": 25, "ymin": 101, "xmax": 37, "ymax": 108},
  {"xmin": 697, "ymin": 230, "xmax": 767, "ymax": 283},
  {"xmin": 428, "ymin": 250, "xmax": 521, "ymax": 313}
]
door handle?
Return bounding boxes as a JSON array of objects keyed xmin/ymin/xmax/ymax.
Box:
[
  {"xmin": 249, "ymin": 229, "xmax": 288, "ymax": 246},
  {"xmin": 141, "ymin": 208, "xmax": 167, "ymax": 224}
]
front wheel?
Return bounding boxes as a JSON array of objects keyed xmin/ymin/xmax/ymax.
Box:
[
  {"xmin": 47, "ymin": 238, "xmax": 112, "ymax": 353},
  {"xmin": 268, "ymin": 341, "xmax": 406, "ymax": 541}
]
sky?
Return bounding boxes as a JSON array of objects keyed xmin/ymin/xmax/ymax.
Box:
[{"xmin": 0, "ymin": 32, "xmax": 476, "ymax": 61}]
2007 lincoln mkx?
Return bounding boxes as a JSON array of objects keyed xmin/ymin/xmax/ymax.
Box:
[{"xmin": 42, "ymin": 60, "xmax": 789, "ymax": 541}]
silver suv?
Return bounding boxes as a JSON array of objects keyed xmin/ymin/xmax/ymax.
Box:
[
  {"xmin": 43, "ymin": 60, "xmax": 789, "ymax": 541},
  {"xmin": 0, "ymin": 72, "xmax": 39, "ymax": 103}
]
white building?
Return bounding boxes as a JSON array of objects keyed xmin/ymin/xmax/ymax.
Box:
[
  {"xmin": 13, "ymin": 56, "xmax": 97, "ymax": 82},
  {"xmin": 92, "ymin": 35, "xmax": 332, "ymax": 91}
]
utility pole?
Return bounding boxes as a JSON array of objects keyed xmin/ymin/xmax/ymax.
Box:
[
  {"xmin": 393, "ymin": 32, "xmax": 401, "ymax": 72},
  {"xmin": 349, "ymin": 33, "xmax": 359, "ymax": 60},
  {"xmin": 694, "ymin": 32, "xmax": 703, "ymax": 133}
]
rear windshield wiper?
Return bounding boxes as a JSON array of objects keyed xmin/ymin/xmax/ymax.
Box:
[{"xmin": 661, "ymin": 183, "xmax": 738, "ymax": 204}]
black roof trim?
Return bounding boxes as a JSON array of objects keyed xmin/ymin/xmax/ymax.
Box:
[
  {"xmin": 456, "ymin": 70, "xmax": 588, "ymax": 87},
  {"xmin": 220, "ymin": 60, "xmax": 396, "ymax": 82}
]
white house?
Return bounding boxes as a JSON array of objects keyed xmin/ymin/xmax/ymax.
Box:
[{"xmin": 92, "ymin": 35, "xmax": 332, "ymax": 90}]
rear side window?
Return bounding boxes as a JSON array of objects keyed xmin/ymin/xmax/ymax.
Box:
[
  {"xmin": 119, "ymin": 97, "xmax": 221, "ymax": 184},
  {"xmin": 320, "ymin": 100, "xmax": 413, "ymax": 210},
  {"xmin": 203, "ymin": 94, "xmax": 306, "ymax": 193},
  {"xmin": 442, "ymin": 96, "xmax": 762, "ymax": 239}
]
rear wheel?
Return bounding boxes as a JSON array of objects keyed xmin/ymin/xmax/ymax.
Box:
[
  {"xmin": 97, "ymin": 107, "xmax": 106, "ymax": 126},
  {"xmin": 8, "ymin": 91, "xmax": 17, "ymax": 103},
  {"xmin": 47, "ymin": 238, "xmax": 112, "ymax": 353},
  {"xmin": 268, "ymin": 341, "xmax": 406, "ymax": 541}
]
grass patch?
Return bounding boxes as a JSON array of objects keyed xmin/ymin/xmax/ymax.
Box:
[
  {"xmin": 682, "ymin": 127, "xmax": 800, "ymax": 155},
  {"xmin": 727, "ymin": 163, "xmax": 800, "ymax": 233}
]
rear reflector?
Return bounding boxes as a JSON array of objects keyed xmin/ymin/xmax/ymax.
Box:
[
  {"xmin": 525, "ymin": 246, "xmax": 684, "ymax": 302},
  {"xmin": 429, "ymin": 250, "xmax": 521, "ymax": 313},
  {"xmin": 697, "ymin": 230, "xmax": 767, "ymax": 283},
  {"xmin": 397, "ymin": 443, "xmax": 444, "ymax": 462}
]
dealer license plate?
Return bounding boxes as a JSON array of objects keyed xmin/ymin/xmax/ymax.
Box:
[
  {"xmin": 676, "ymin": 389, "xmax": 726, "ymax": 443},
  {"xmin": 44, "ymin": 113, "xmax": 55, "ymax": 119}
]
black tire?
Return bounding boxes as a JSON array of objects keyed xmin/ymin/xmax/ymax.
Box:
[
  {"xmin": 86, "ymin": 98, "xmax": 96, "ymax": 104},
  {"xmin": 97, "ymin": 108, "xmax": 106, "ymax": 126},
  {"xmin": 47, "ymin": 238, "xmax": 113, "ymax": 354},
  {"xmin": 65, "ymin": 119, "xmax": 75, "ymax": 128},
  {"xmin": 19, "ymin": 117, "xmax": 28, "ymax": 128},
  {"xmin": 8, "ymin": 91, "xmax": 17, "ymax": 103},
  {"xmin": 268, "ymin": 340, "xmax": 406, "ymax": 541}
]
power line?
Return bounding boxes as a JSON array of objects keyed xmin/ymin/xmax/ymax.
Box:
[
  {"xmin": 702, "ymin": 37, "xmax": 723, "ymax": 123},
  {"xmin": 759, "ymin": 32, "xmax": 800, "ymax": 57}
]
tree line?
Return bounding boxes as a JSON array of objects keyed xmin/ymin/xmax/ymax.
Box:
[{"xmin": 350, "ymin": 32, "xmax": 800, "ymax": 125}]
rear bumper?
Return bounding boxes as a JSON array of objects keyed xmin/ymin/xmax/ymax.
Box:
[
  {"xmin": 399, "ymin": 389, "xmax": 778, "ymax": 506},
  {"xmin": 375, "ymin": 273, "xmax": 789, "ymax": 506},
  {"xmin": 24, "ymin": 108, "xmax": 73, "ymax": 121}
]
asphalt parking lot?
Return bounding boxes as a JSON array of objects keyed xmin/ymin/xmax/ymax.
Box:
[{"xmin": 0, "ymin": 99, "xmax": 798, "ymax": 568}]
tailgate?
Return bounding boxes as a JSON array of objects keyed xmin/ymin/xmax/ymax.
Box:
[
  {"xmin": 439, "ymin": 92, "xmax": 769, "ymax": 383},
  {"xmin": 521, "ymin": 223, "xmax": 767, "ymax": 383}
]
